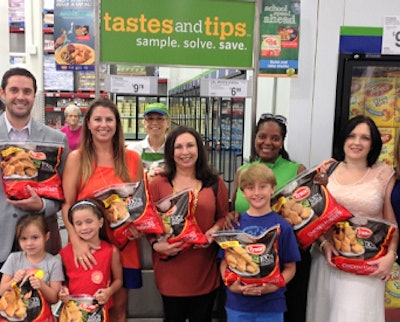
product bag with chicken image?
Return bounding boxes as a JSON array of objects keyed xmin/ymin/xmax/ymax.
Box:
[
  {"xmin": 94, "ymin": 176, "xmax": 164, "ymax": 249},
  {"xmin": 213, "ymin": 225, "xmax": 285, "ymax": 287},
  {"xmin": 0, "ymin": 269, "xmax": 54, "ymax": 322},
  {"xmin": 330, "ymin": 217, "xmax": 397, "ymax": 275},
  {"xmin": 58, "ymin": 295, "xmax": 106, "ymax": 322},
  {"xmin": 0, "ymin": 144, "xmax": 64, "ymax": 201},
  {"xmin": 154, "ymin": 188, "xmax": 207, "ymax": 257},
  {"xmin": 271, "ymin": 167, "xmax": 353, "ymax": 249}
]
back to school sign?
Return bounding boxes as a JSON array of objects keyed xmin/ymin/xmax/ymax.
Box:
[{"xmin": 100, "ymin": 0, "xmax": 255, "ymax": 68}]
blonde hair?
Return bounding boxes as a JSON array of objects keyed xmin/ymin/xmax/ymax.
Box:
[{"xmin": 239, "ymin": 163, "xmax": 276, "ymax": 190}]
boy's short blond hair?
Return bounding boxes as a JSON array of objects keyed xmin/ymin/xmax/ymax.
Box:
[{"xmin": 239, "ymin": 163, "xmax": 277, "ymax": 191}]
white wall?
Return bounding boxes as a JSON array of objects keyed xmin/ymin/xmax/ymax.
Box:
[
  {"xmin": 0, "ymin": 1, "xmax": 10, "ymax": 78},
  {"xmin": 290, "ymin": 0, "xmax": 400, "ymax": 168}
]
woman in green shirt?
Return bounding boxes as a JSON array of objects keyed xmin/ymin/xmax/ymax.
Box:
[{"xmin": 231, "ymin": 113, "xmax": 308, "ymax": 322}]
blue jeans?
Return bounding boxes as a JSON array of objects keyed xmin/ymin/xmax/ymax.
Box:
[{"xmin": 225, "ymin": 307, "xmax": 284, "ymax": 322}]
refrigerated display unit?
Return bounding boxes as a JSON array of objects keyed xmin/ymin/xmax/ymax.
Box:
[
  {"xmin": 334, "ymin": 53, "xmax": 400, "ymax": 167},
  {"xmin": 168, "ymin": 96, "xmax": 208, "ymax": 136},
  {"xmin": 168, "ymin": 94, "xmax": 244, "ymax": 197},
  {"xmin": 114, "ymin": 95, "xmax": 167, "ymax": 140}
]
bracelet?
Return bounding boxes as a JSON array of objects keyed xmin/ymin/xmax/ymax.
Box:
[
  {"xmin": 319, "ymin": 240, "xmax": 329, "ymax": 252},
  {"xmin": 151, "ymin": 240, "xmax": 158, "ymax": 251}
]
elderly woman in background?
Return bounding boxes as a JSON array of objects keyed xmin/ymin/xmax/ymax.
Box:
[{"xmin": 61, "ymin": 104, "xmax": 82, "ymax": 151}]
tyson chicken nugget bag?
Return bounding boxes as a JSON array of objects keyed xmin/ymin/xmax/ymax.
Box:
[
  {"xmin": 271, "ymin": 167, "xmax": 352, "ymax": 249},
  {"xmin": 94, "ymin": 176, "xmax": 164, "ymax": 249},
  {"xmin": 155, "ymin": 188, "xmax": 207, "ymax": 252},
  {"xmin": 0, "ymin": 143, "xmax": 64, "ymax": 200},
  {"xmin": 59, "ymin": 295, "xmax": 106, "ymax": 322},
  {"xmin": 330, "ymin": 217, "xmax": 397, "ymax": 275},
  {"xmin": 213, "ymin": 225, "xmax": 285, "ymax": 287},
  {"xmin": 0, "ymin": 269, "xmax": 54, "ymax": 322}
]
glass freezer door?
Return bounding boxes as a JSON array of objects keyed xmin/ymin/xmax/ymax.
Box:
[{"xmin": 334, "ymin": 53, "xmax": 400, "ymax": 167}]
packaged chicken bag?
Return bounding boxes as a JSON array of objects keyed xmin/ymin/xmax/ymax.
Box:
[
  {"xmin": 271, "ymin": 167, "xmax": 352, "ymax": 249},
  {"xmin": 59, "ymin": 295, "xmax": 106, "ymax": 322},
  {"xmin": 213, "ymin": 225, "xmax": 285, "ymax": 287},
  {"xmin": 155, "ymin": 188, "xmax": 207, "ymax": 250},
  {"xmin": 330, "ymin": 217, "xmax": 397, "ymax": 275},
  {"xmin": 94, "ymin": 176, "xmax": 164, "ymax": 249},
  {"xmin": 385, "ymin": 262, "xmax": 400, "ymax": 308},
  {"xmin": 0, "ymin": 143, "xmax": 64, "ymax": 200},
  {"xmin": 0, "ymin": 268, "xmax": 54, "ymax": 322}
]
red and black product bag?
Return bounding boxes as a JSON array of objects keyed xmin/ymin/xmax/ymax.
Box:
[
  {"xmin": 330, "ymin": 217, "xmax": 397, "ymax": 275},
  {"xmin": 213, "ymin": 225, "xmax": 285, "ymax": 287},
  {"xmin": 94, "ymin": 177, "xmax": 164, "ymax": 249},
  {"xmin": 59, "ymin": 295, "xmax": 106, "ymax": 322},
  {"xmin": 271, "ymin": 167, "xmax": 352, "ymax": 249},
  {"xmin": 0, "ymin": 269, "xmax": 54, "ymax": 322},
  {"xmin": 155, "ymin": 188, "xmax": 207, "ymax": 250},
  {"xmin": 0, "ymin": 143, "xmax": 64, "ymax": 200}
]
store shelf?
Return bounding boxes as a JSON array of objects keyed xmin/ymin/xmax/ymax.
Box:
[
  {"xmin": 44, "ymin": 91, "xmax": 108, "ymax": 99},
  {"xmin": 9, "ymin": 26, "xmax": 24, "ymax": 33},
  {"xmin": 43, "ymin": 27, "xmax": 54, "ymax": 34},
  {"xmin": 45, "ymin": 106, "xmax": 87, "ymax": 113}
]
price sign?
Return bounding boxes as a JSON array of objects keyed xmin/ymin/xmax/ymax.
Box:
[
  {"xmin": 105, "ymin": 75, "xmax": 158, "ymax": 94},
  {"xmin": 382, "ymin": 16, "xmax": 400, "ymax": 54},
  {"xmin": 200, "ymin": 79, "xmax": 251, "ymax": 98}
]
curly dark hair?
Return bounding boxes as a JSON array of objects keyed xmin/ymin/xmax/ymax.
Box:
[
  {"xmin": 162, "ymin": 126, "xmax": 219, "ymax": 188},
  {"xmin": 252, "ymin": 116, "xmax": 290, "ymax": 161}
]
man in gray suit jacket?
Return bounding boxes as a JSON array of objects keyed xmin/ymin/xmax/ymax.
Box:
[{"xmin": 0, "ymin": 67, "xmax": 69, "ymax": 271}]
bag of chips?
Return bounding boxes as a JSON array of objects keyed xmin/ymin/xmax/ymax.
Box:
[
  {"xmin": 330, "ymin": 217, "xmax": 397, "ymax": 274},
  {"xmin": 94, "ymin": 176, "xmax": 164, "ymax": 249},
  {"xmin": 213, "ymin": 225, "xmax": 285, "ymax": 287},
  {"xmin": 0, "ymin": 143, "xmax": 64, "ymax": 200},
  {"xmin": 271, "ymin": 167, "xmax": 352, "ymax": 249},
  {"xmin": 155, "ymin": 188, "xmax": 207, "ymax": 250}
]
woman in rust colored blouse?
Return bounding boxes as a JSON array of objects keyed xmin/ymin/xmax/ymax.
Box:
[{"xmin": 149, "ymin": 126, "xmax": 229, "ymax": 322}]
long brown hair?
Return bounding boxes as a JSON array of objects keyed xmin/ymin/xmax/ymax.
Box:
[
  {"xmin": 80, "ymin": 97, "xmax": 131, "ymax": 185},
  {"xmin": 163, "ymin": 126, "xmax": 219, "ymax": 187}
]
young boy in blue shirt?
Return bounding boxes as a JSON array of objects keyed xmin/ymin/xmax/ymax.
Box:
[{"xmin": 220, "ymin": 163, "xmax": 301, "ymax": 322}]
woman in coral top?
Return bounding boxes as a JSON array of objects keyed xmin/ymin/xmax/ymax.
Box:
[{"xmin": 61, "ymin": 97, "xmax": 143, "ymax": 322}]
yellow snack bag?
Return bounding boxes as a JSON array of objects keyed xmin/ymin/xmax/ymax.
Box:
[{"xmin": 385, "ymin": 262, "xmax": 400, "ymax": 308}]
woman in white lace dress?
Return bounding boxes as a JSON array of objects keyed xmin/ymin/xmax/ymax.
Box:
[{"xmin": 306, "ymin": 116, "xmax": 398, "ymax": 322}]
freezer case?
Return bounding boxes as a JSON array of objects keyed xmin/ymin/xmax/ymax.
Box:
[{"xmin": 334, "ymin": 53, "xmax": 400, "ymax": 167}]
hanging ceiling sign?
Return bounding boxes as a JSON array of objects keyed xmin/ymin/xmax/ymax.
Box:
[
  {"xmin": 105, "ymin": 75, "xmax": 158, "ymax": 95},
  {"xmin": 100, "ymin": 0, "xmax": 255, "ymax": 68},
  {"xmin": 259, "ymin": 0, "xmax": 300, "ymax": 77},
  {"xmin": 54, "ymin": 0, "xmax": 95, "ymax": 71},
  {"xmin": 200, "ymin": 79, "xmax": 251, "ymax": 97}
]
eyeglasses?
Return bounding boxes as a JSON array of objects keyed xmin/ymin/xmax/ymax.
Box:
[
  {"xmin": 145, "ymin": 116, "xmax": 167, "ymax": 122},
  {"xmin": 259, "ymin": 113, "xmax": 287, "ymax": 124}
]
